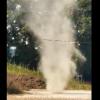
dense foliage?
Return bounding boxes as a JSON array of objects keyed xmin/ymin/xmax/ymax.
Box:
[
  {"xmin": 73, "ymin": 0, "xmax": 91, "ymax": 81},
  {"xmin": 7, "ymin": 0, "xmax": 40, "ymax": 70}
]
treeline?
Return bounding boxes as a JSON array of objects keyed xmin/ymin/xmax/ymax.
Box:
[{"xmin": 7, "ymin": 0, "xmax": 91, "ymax": 81}]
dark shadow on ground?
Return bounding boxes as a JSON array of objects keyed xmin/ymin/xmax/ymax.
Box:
[{"xmin": 7, "ymin": 87, "xmax": 24, "ymax": 94}]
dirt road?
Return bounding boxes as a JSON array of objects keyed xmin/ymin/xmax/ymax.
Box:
[{"xmin": 7, "ymin": 89, "xmax": 91, "ymax": 100}]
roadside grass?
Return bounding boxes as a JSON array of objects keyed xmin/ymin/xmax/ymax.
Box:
[
  {"xmin": 68, "ymin": 79, "xmax": 91, "ymax": 90},
  {"xmin": 7, "ymin": 63, "xmax": 91, "ymax": 93},
  {"xmin": 7, "ymin": 63, "xmax": 43, "ymax": 77},
  {"xmin": 7, "ymin": 63, "xmax": 44, "ymax": 94}
]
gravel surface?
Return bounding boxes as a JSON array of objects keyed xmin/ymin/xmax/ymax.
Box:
[{"xmin": 7, "ymin": 89, "xmax": 91, "ymax": 100}]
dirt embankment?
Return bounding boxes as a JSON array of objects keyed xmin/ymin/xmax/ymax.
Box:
[{"xmin": 7, "ymin": 73, "xmax": 46, "ymax": 94}]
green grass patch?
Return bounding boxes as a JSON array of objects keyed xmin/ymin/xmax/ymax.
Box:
[
  {"xmin": 7, "ymin": 63, "xmax": 43, "ymax": 77},
  {"xmin": 68, "ymin": 79, "xmax": 91, "ymax": 90}
]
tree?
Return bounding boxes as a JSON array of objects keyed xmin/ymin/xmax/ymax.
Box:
[
  {"xmin": 7, "ymin": 0, "xmax": 40, "ymax": 70},
  {"xmin": 73, "ymin": 0, "xmax": 91, "ymax": 81}
]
